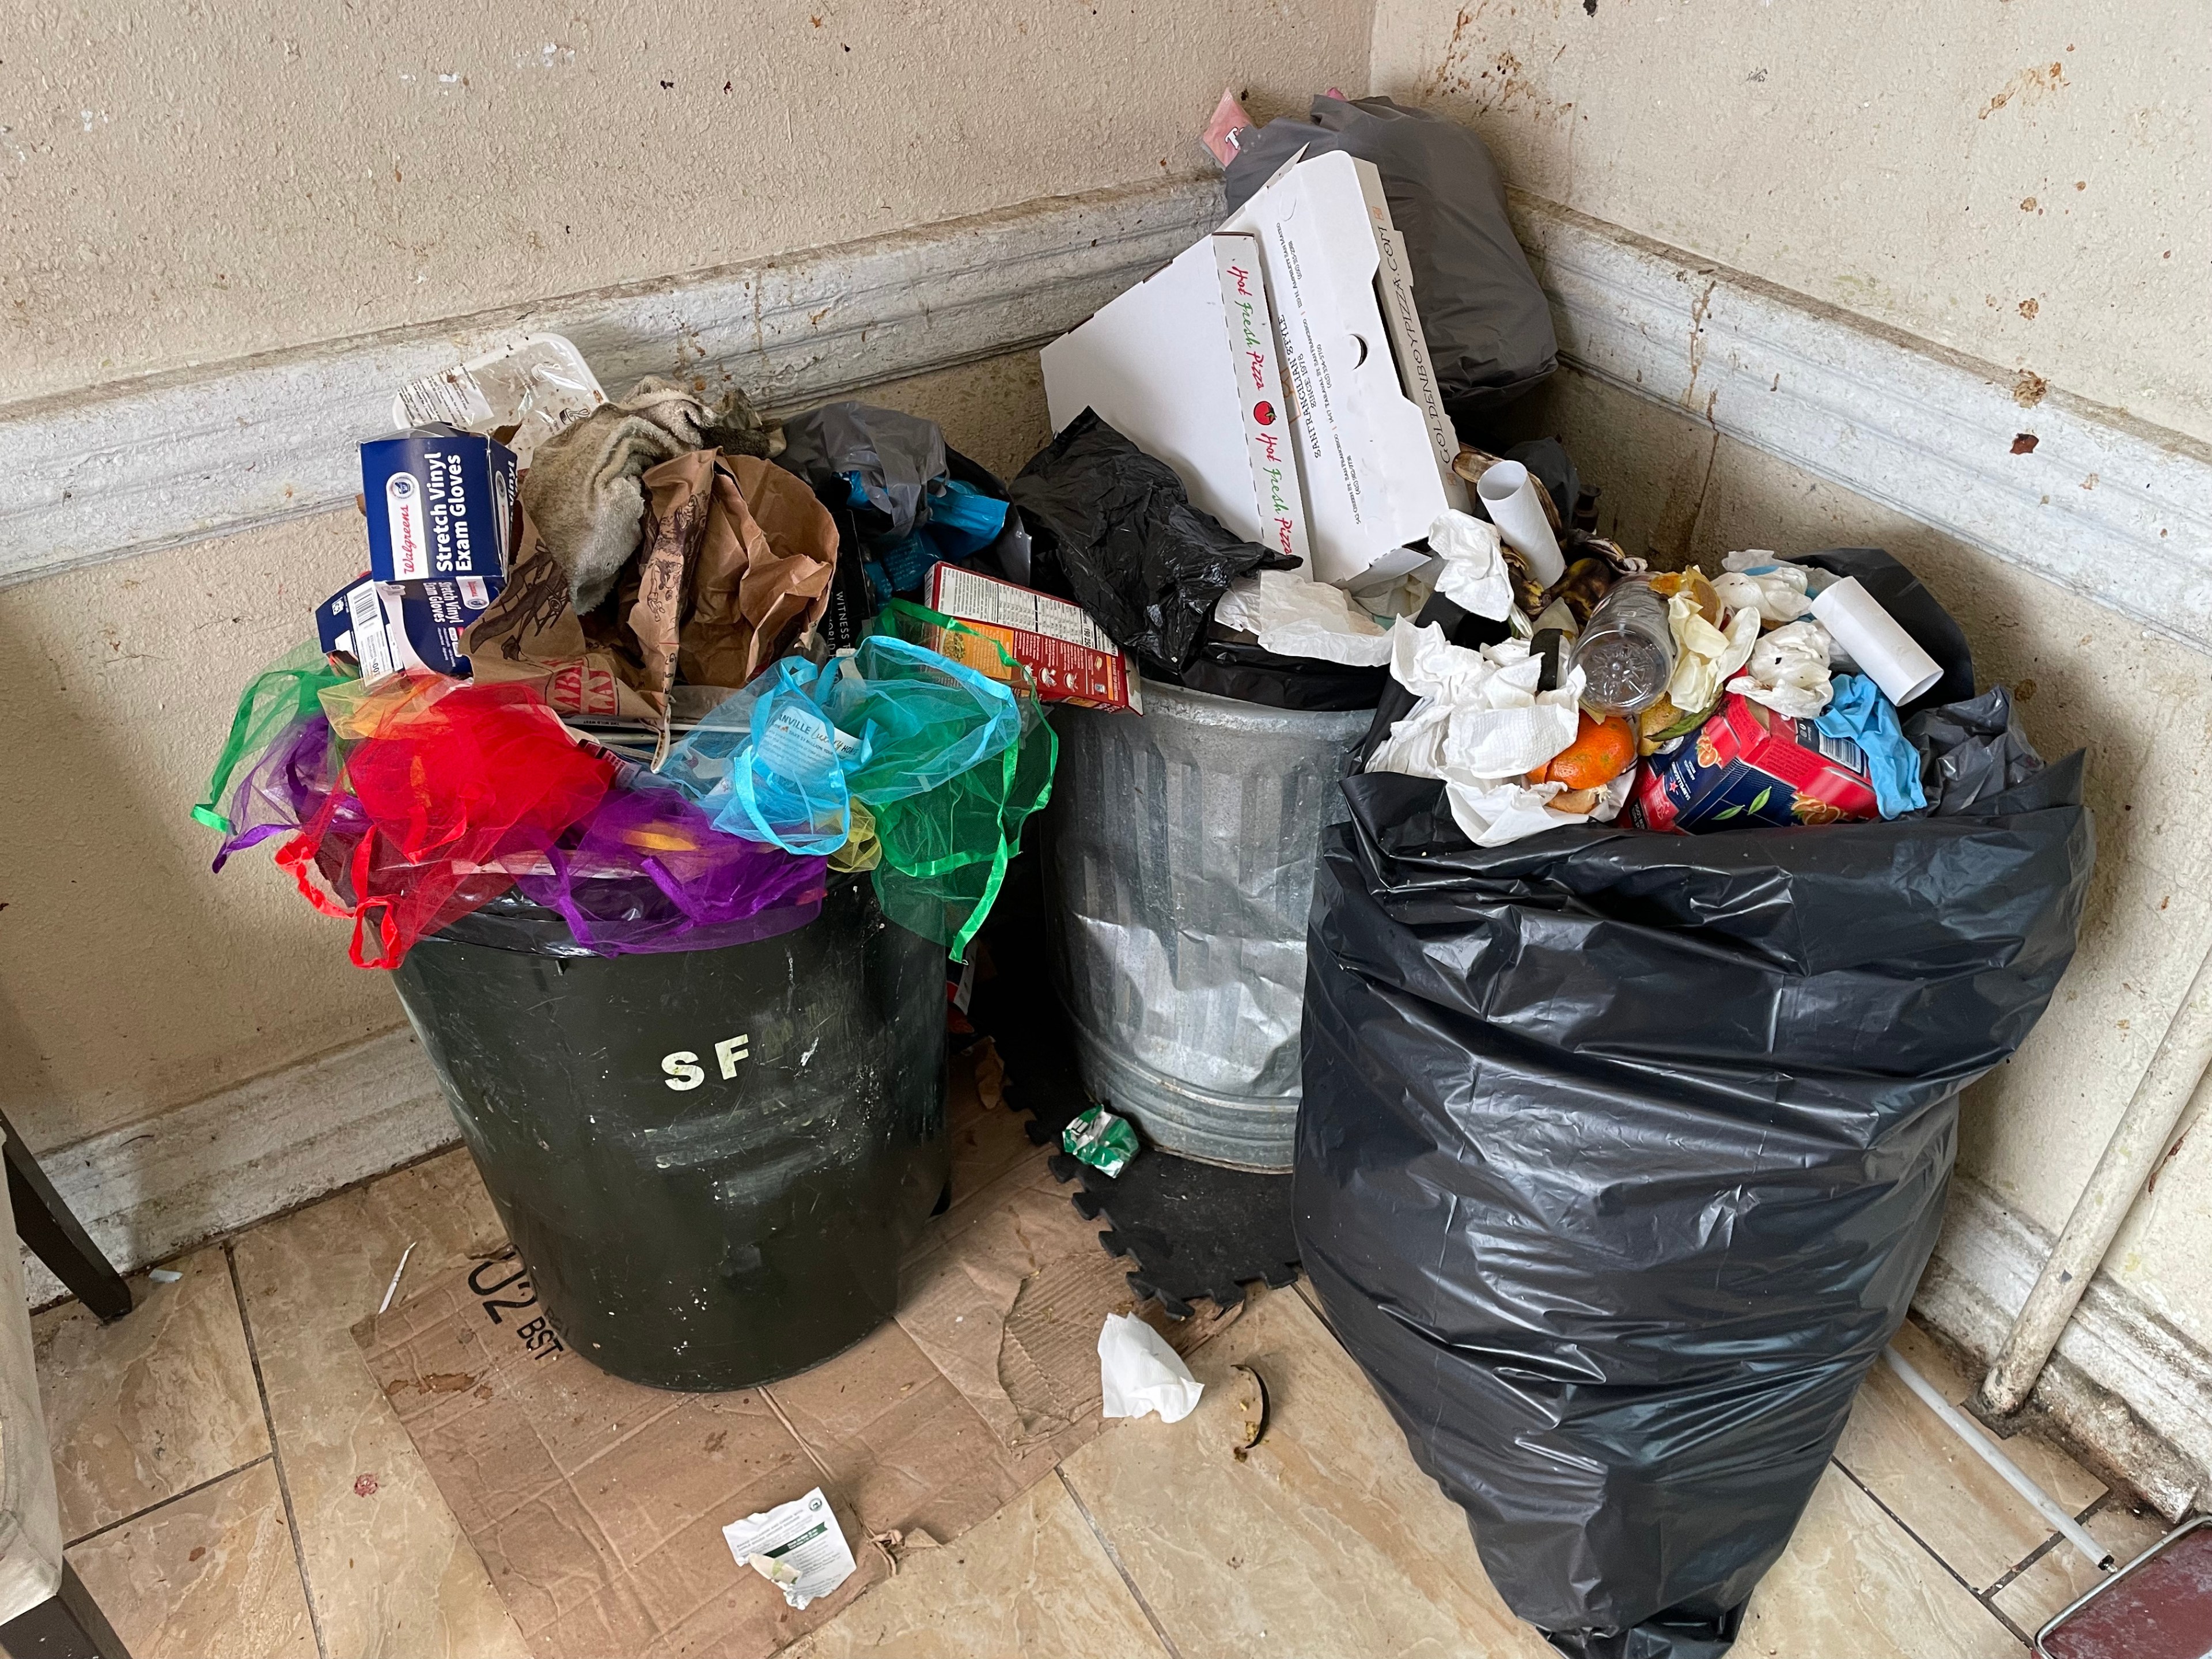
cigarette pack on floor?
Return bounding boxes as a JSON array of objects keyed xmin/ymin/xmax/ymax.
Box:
[
  {"xmin": 1042, "ymin": 232, "xmax": 1310, "ymax": 571},
  {"xmin": 361, "ymin": 428, "xmax": 517, "ymax": 585},
  {"xmin": 316, "ymin": 573, "xmax": 501, "ymax": 683},
  {"xmin": 917, "ymin": 565, "xmax": 1143, "ymax": 713},
  {"xmin": 1629, "ymin": 694, "xmax": 1878, "ymax": 832}
]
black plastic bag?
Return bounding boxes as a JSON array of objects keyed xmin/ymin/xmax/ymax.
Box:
[
  {"xmin": 1009, "ymin": 409, "xmax": 1290, "ymax": 677},
  {"xmin": 1177, "ymin": 638, "xmax": 1388, "ymax": 712},
  {"xmin": 779, "ymin": 401, "xmax": 946, "ymax": 540},
  {"xmin": 1298, "ymin": 549, "xmax": 2093, "ymax": 1657},
  {"xmin": 810, "ymin": 477, "xmax": 880, "ymax": 651},
  {"xmin": 1907, "ymin": 687, "xmax": 2044, "ymax": 816},
  {"xmin": 1225, "ymin": 94, "xmax": 1556, "ymax": 421}
]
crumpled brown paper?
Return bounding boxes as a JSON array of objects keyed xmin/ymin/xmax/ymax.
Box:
[{"xmin": 466, "ymin": 448, "xmax": 836, "ymax": 763}]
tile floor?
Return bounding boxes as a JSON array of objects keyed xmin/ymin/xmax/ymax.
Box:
[{"xmin": 32, "ymin": 1114, "xmax": 2166, "ymax": 1659}]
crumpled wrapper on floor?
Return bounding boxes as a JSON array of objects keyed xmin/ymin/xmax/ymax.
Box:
[
  {"xmin": 1097, "ymin": 1313, "xmax": 1205, "ymax": 1424},
  {"xmin": 467, "ymin": 450, "xmax": 835, "ymax": 764}
]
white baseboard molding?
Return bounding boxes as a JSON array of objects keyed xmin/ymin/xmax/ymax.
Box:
[
  {"xmin": 0, "ymin": 177, "xmax": 1218, "ymax": 588},
  {"xmin": 1916, "ymin": 1173, "xmax": 2212, "ymax": 1521},
  {"xmin": 10, "ymin": 173, "xmax": 2210, "ymax": 661},
  {"xmin": 19, "ymin": 1027, "xmax": 457, "ymax": 1308},
  {"xmin": 1509, "ymin": 192, "xmax": 2212, "ymax": 657}
]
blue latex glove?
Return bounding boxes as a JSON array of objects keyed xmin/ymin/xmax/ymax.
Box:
[{"xmin": 1815, "ymin": 673, "xmax": 1927, "ymax": 818}]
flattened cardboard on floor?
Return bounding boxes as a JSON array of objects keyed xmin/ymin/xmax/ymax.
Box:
[{"xmin": 355, "ymin": 1067, "xmax": 1233, "ymax": 1659}]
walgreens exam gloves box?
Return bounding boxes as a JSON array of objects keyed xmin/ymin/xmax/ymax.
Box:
[
  {"xmin": 361, "ymin": 428, "xmax": 517, "ymax": 586},
  {"xmin": 317, "ymin": 572, "xmax": 500, "ymax": 683}
]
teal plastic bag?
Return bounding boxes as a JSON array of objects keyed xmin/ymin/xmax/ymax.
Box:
[{"xmin": 665, "ymin": 625, "xmax": 1052, "ymax": 956}]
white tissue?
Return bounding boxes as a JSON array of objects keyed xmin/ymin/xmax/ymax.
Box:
[
  {"xmin": 1666, "ymin": 596, "xmax": 1762, "ymax": 714},
  {"xmin": 1214, "ymin": 570, "xmax": 1393, "ymax": 666},
  {"xmin": 1368, "ymin": 622, "xmax": 1597, "ymax": 846},
  {"xmin": 1726, "ymin": 619, "xmax": 1834, "ymax": 718},
  {"xmin": 1099, "ymin": 1313, "xmax": 1205, "ymax": 1424},
  {"xmin": 1711, "ymin": 566, "xmax": 1812, "ymax": 625},
  {"xmin": 1426, "ymin": 510, "xmax": 1515, "ymax": 621},
  {"xmin": 1722, "ymin": 547, "xmax": 1787, "ymax": 573},
  {"xmin": 1438, "ymin": 779, "xmax": 1585, "ymax": 847},
  {"xmin": 1371, "ymin": 623, "xmax": 1585, "ymax": 779}
]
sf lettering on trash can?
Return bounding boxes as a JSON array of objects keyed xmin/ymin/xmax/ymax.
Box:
[{"xmin": 660, "ymin": 1034, "xmax": 753, "ymax": 1090}]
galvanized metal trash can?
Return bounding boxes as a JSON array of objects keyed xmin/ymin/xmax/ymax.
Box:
[{"xmin": 1044, "ymin": 679, "xmax": 1373, "ymax": 1170}]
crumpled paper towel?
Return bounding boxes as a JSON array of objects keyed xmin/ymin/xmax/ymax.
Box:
[
  {"xmin": 1368, "ymin": 622, "xmax": 1598, "ymax": 847},
  {"xmin": 1427, "ymin": 509, "xmax": 1514, "ymax": 620},
  {"xmin": 1667, "ymin": 593, "xmax": 1762, "ymax": 714},
  {"xmin": 1713, "ymin": 565, "xmax": 1812, "ymax": 626},
  {"xmin": 1370, "ymin": 622, "xmax": 1584, "ymax": 781},
  {"xmin": 1728, "ymin": 618, "xmax": 1834, "ymax": 718},
  {"xmin": 1213, "ymin": 569, "xmax": 1392, "ymax": 666},
  {"xmin": 1099, "ymin": 1313, "xmax": 1204, "ymax": 1424}
]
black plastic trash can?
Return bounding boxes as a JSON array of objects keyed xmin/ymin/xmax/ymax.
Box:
[{"xmin": 391, "ymin": 874, "xmax": 948, "ymax": 1391}]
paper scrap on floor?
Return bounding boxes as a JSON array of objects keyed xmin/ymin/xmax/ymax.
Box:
[
  {"xmin": 725, "ymin": 1488, "xmax": 858, "ymax": 1609},
  {"xmin": 351, "ymin": 1055, "xmax": 1241, "ymax": 1659},
  {"xmin": 1099, "ymin": 1312, "xmax": 1205, "ymax": 1423}
]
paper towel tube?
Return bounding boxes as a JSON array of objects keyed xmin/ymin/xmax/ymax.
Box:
[
  {"xmin": 1475, "ymin": 461, "xmax": 1566, "ymax": 587},
  {"xmin": 1811, "ymin": 577, "xmax": 1944, "ymax": 704}
]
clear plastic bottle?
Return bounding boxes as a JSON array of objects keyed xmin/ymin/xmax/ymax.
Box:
[{"xmin": 1571, "ymin": 577, "xmax": 1676, "ymax": 714}]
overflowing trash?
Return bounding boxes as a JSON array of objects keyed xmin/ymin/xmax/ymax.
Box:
[
  {"xmin": 196, "ymin": 346, "xmax": 1061, "ymax": 967},
  {"xmin": 187, "ymin": 84, "xmax": 2097, "ymax": 1659}
]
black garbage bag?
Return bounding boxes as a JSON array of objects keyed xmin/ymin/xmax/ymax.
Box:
[
  {"xmin": 1226, "ymin": 94, "xmax": 1556, "ymax": 421},
  {"xmin": 1176, "ymin": 638, "xmax": 1387, "ymax": 712},
  {"xmin": 1010, "ymin": 408, "xmax": 1291, "ymax": 677},
  {"xmin": 1906, "ymin": 687, "xmax": 2044, "ymax": 816},
  {"xmin": 1296, "ymin": 551, "xmax": 2094, "ymax": 1658},
  {"xmin": 779, "ymin": 402, "xmax": 1028, "ymax": 607},
  {"xmin": 779, "ymin": 400, "xmax": 946, "ymax": 539}
]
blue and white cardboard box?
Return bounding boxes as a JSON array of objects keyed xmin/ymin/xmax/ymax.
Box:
[
  {"xmin": 317, "ymin": 572, "xmax": 501, "ymax": 682},
  {"xmin": 361, "ymin": 427, "xmax": 517, "ymax": 585}
]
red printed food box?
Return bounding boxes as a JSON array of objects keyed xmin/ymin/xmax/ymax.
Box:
[
  {"xmin": 923, "ymin": 565, "xmax": 1143, "ymax": 713},
  {"xmin": 1629, "ymin": 693, "xmax": 1878, "ymax": 832}
]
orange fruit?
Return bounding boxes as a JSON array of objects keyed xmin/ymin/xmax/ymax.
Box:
[{"xmin": 1535, "ymin": 712, "xmax": 1639, "ymax": 790}]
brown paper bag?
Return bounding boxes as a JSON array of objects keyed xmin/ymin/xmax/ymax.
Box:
[
  {"xmin": 464, "ymin": 510, "xmax": 661, "ymax": 726},
  {"xmin": 467, "ymin": 450, "xmax": 836, "ymax": 762}
]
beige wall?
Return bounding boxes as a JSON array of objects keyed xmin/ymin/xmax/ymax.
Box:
[
  {"xmin": 1371, "ymin": 0, "xmax": 2211, "ymax": 442},
  {"xmin": 1, "ymin": 2, "xmax": 1367, "ymax": 400},
  {"xmin": 1376, "ymin": 1, "xmax": 2212, "ymax": 1353},
  {"xmin": 0, "ymin": 2, "xmax": 1373, "ymax": 1153}
]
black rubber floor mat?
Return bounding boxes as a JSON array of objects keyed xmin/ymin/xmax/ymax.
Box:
[
  {"xmin": 1050, "ymin": 1150, "xmax": 1299, "ymax": 1320},
  {"xmin": 967, "ymin": 847, "xmax": 1302, "ymax": 1316}
]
